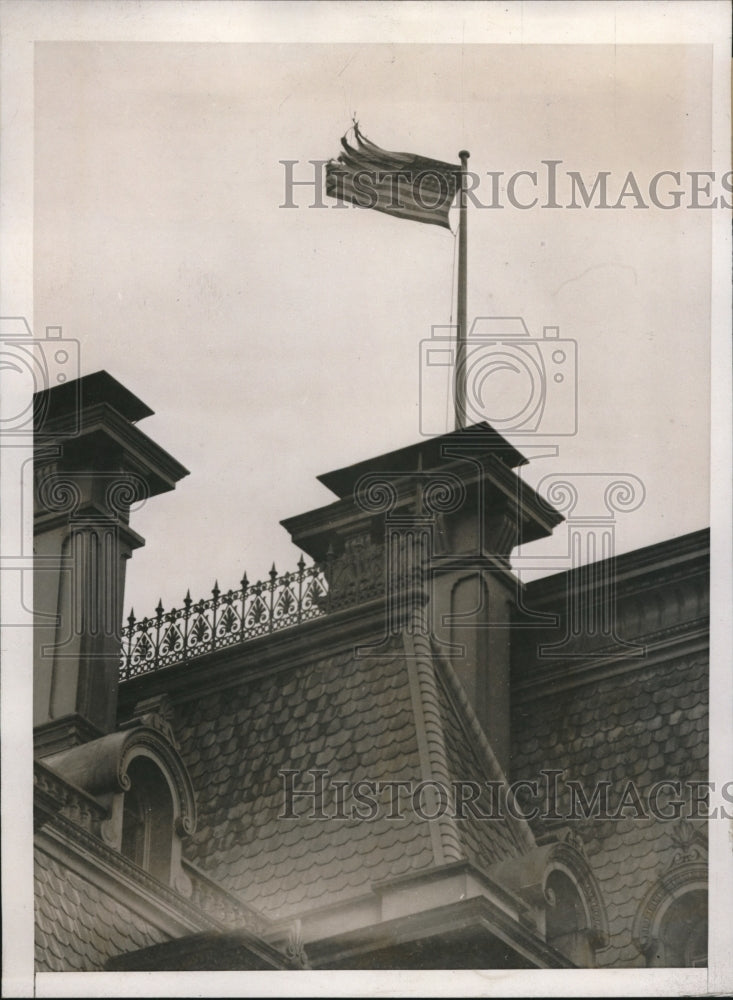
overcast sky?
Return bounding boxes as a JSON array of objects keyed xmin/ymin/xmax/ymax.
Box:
[{"xmin": 34, "ymin": 36, "xmax": 715, "ymax": 617}]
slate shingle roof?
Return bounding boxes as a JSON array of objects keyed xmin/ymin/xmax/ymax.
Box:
[
  {"xmin": 177, "ymin": 638, "xmax": 435, "ymax": 920},
  {"xmin": 511, "ymin": 653, "xmax": 708, "ymax": 967},
  {"xmin": 174, "ymin": 624, "xmax": 532, "ymax": 923},
  {"xmin": 35, "ymin": 848, "xmax": 167, "ymax": 971},
  {"xmin": 435, "ymin": 665, "xmax": 528, "ymax": 870}
]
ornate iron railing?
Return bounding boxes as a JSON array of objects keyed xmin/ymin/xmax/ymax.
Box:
[
  {"xmin": 119, "ymin": 556, "xmax": 329, "ymax": 681},
  {"xmin": 119, "ymin": 534, "xmax": 391, "ymax": 680}
]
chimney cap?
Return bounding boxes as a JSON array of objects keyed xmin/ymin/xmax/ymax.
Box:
[
  {"xmin": 317, "ymin": 421, "xmax": 527, "ymax": 500},
  {"xmin": 34, "ymin": 370, "xmax": 154, "ymax": 428}
]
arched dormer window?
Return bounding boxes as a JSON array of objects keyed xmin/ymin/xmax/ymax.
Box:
[
  {"xmin": 545, "ymin": 869, "xmax": 594, "ymax": 967},
  {"xmin": 633, "ymin": 819, "xmax": 707, "ymax": 968},
  {"xmin": 489, "ymin": 828, "xmax": 609, "ymax": 967},
  {"xmin": 636, "ymin": 885, "xmax": 708, "ymax": 967},
  {"xmin": 650, "ymin": 889, "xmax": 707, "ymax": 967},
  {"xmin": 120, "ymin": 756, "xmax": 175, "ymax": 884},
  {"xmin": 43, "ymin": 711, "xmax": 196, "ymax": 898}
]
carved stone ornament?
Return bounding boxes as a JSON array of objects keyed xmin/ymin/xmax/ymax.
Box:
[
  {"xmin": 285, "ymin": 919, "xmax": 310, "ymax": 970},
  {"xmin": 491, "ymin": 828, "xmax": 609, "ymax": 950},
  {"xmin": 121, "ymin": 694, "xmax": 180, "ymax": 749},
  {"xmin": 631, "ymin": 818, "xmax": 708, "ymax": 957}
]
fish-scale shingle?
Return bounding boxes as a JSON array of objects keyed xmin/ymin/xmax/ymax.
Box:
[
  {"xmin": 35, "ymin": 848, "xmax": 167, "ymax": 971},
  {"xmin": 511, "ymin": 653, "xmax": 708, "ymax": 967},
  {"xmin": 175, "ymin": 639, "xmax": 435, "ymax": 920},
  {"xmin": 433, "ymin": 668, "xmax": 527, "ymax": 871}
]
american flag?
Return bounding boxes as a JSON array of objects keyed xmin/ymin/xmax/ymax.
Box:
[{"xmin": 325, "ymin": 124, "xmax": 460, "ymax": 230}]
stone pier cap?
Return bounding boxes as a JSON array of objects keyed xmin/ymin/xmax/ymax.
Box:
[{"xmin": 282, "ymin": 422, "xmax": 564, "ymax": 564}]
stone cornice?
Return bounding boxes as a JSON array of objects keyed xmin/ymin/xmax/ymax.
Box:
[
  {"xmin": 40, "ymin": 402, "xmax": 189, "ymax": 495},
  {"xmin": 283, "ymin": 452, "xmax": 562, "ymax": 561},
  {"xmin": 35, "ymin": 808, "xmax": 223, "ymax": 941},
  {"xmin": 307, "ymin": 892, "xmax": 572, "ymax": 969},
  {"xmin": 522, "ymin": 529, "xmax": 709, "ymax": 608},
  {"xmin": 512, "ymin": 621, "xmax": 708, "ymax": 702}
]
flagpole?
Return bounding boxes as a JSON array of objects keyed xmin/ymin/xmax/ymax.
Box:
[{"xmin": 455, "ymin": 150, "xmax": 470, "ymax": 430}]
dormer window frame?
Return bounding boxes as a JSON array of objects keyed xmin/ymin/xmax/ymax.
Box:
[
  {"xmin": 119, "ymin": 754, "xmax": 176, "ymax": 886},
  {"xmin": 43, "ymin": 720, "xmax": 197, "ymax": 899},
  {"xmin": 632, "ymin": 819, "xmax": 708, "ymax": 968}
]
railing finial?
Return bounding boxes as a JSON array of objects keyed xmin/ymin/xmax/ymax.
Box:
[{"xmin": 120, "ymin": 550, "xmax": 361, "ymax": 680}]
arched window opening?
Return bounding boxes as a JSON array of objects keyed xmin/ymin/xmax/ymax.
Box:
[
  {"xmin": 649, "ymin": 890, "xmax": 707, "ymax": 967},
  {"xmin": 120, "ymin": 785, "xmax": 146, "ymax": 869},
  {"xmin": 546, "ymin": 869, "xmax": 594, "ymax": 967},
  {"xmin": 120, "ymin": 756, "xmax": 173, "ymax": 885}
]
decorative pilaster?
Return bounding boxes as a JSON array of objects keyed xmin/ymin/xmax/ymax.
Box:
[
  {"xmin": 281, "ymin": 423, "xmax": 564, "ymax": 766},
  {"xmin": 33, "ymin": 371, "xmax": 188, "ymax": 756}
]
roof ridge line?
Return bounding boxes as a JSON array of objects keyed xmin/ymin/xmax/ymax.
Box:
[
  {"xmin": 430, "ymin": 639, "xmax": 536, "ymax": 856},
  {"xmin": 402, "ymin": 611, "xmax": 465, "ymax": 867}
]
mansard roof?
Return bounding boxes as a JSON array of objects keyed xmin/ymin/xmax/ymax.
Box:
[
  {"xmin": 35, "ymin": 846, "xmax": 168, "ymax": 972},
  {"xmin": 511, "ymin": 540, "xmax": 709, "ymax": 972},
  {"xmin": 166, "ymin": 620, "xmax": 534, "ymax": 923},
  {"xmin": 512, "ymin": 652, "xmax": 708, "ymax": 968}
]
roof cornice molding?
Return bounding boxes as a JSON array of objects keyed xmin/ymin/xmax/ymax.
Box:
[
  {"xmin": 35, "ymin": 812, "xmax": 220, "ymax": 941},
  {"xmin": 512, "ymin": 623, "xmax": 708, "ymax": 702},
  {"xmin": 523, "ymin": 529, "xmax": 709, "ymax": 607}
]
